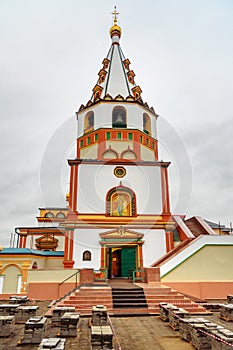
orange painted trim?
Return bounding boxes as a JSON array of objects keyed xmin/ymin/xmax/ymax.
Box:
[
  {"xmin": 161, "ymin": 167, "xmax": 171, "ymax": 215},
  {"xmin": 139, "ymin": 245, "xmax": 143, "ymax": 268},
  {"xmin": 19, "ymin": 236, "xmax": 23, "ymax": 248},
  {"xmin": 1, "ymin": 264, "xmax": 23, "ymax": 275},
  {"xmin": 23, "ymin": 236, "xmax": 27, "ymax": 248},
  {"xmin": 68, "ymin": 230, "xmax": 74, "ymax": 261},
  {"xmin": 98, "ymin": 131, "xmax": 106, "ymax": 160},
  {"xmin": 155, "ymin": 140, "xmax": 158, "ymax": 160},
  {"xmin": 161, "ymin": 167, "xmax": 166, "ymax": 214},
  {"xmin": 134, "ymin": 132, "xmax": 141, "ymax": 160},
  {"xmin": 165, "ymin": 232, "xmax": 174, "ymax": 253},
  {"xmin": 68, "ymin": 165, "xmax": 74, "ymax": 210},
  {"xmin": 64, "ymin": 230, "xmax": 69, "ymax": 261},
  {"xmin": 77, "ymin": 128, "xmax": 159, "ymax": 161},
  {"xmin": 100, "ymin": 246, "xmax": 105, "ymax": 269},
  {"xmin": 164, "ymin": 167, "xmax": 171, "ymax": 214},
  {"xmin": 73, "ymin": 165, "xmax": 78, "ymax": 211}
]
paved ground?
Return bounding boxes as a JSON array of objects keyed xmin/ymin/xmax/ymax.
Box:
[{"xmin": 1, "ymin": 300, "xmax": 233, "ymax": 349}]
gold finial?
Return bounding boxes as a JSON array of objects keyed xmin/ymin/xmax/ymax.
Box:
[
  {"xmin": 112, "ymin": 6, "xmax": 119, "ymax": 25},
  {"xmin": 110, "ymin": 6, "xmax": 122, "ymax": 39}
]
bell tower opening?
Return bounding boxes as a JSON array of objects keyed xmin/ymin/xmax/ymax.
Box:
[{"xmin": 112, "ymin": 106, "xmax": 127, "ymax": 128}]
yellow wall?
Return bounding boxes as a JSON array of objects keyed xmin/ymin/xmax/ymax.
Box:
[
  {"xmin": 28, "ymin": 268, "xmax": 80, "ymax": 283},
  {"xmin": 80, "ymin": 143, "xmax": 98, "ymax": 159},
  {"xmin": 140, "ymin": 145, "xmax": 154, "ymax": 161},
  {"xmin": 162, "ymin": 245, "xmax": 233, "ymax": 282}
]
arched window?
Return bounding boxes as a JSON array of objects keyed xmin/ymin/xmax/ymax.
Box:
[
  {"xmin": 143, "ymin": 113, "xmax": 151, "ymax": 135},
  {"xmin": 56, "ymin": 212, "xmax": 65, "ymax": 218},
  {"xmin": 83, "ymin": 250, "xmax": 91, "ymax": 261},
  {"xmin": 32, "ymin": 261, "xmax": 38, "ymax": 269},
  {"xmin": 44, "ymin": 212, "xmax": 54, "ymax": 218},
  {"xmin": 84, "ymin": 111, "xmax": 94, "ymax": 134},
  {"xmin": 112, "ymin": 106, "xmax": 127, "ymax": 128},
  {"xmin": 106, "ymin": 185, "xmax": 136, "ymax": 217}
]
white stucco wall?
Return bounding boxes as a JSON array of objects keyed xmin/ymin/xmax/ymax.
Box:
[
  {"xmin": 77, "ymin": 164, "xmax": 162, "ymax": 214},
  {"xmin": 142, "ymin": 229, "xmax": 166, "ymax": 266},
  {"xmin": 77, "ymin": 102, "xmax": 157, "ymax": 139},
  {"xmin": 73, "ymin": 228, "xmax": 166, "ymax": 269},
  {"xmin": 73, "ymin": 229, "xmax": 101, "ymax": 269}
]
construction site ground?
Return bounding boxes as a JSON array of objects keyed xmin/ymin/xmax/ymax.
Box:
[{"xmin": 0, "ymin": 300, "xmax": 233, "ymax": 350}]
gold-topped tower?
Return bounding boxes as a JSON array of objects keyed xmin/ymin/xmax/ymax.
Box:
[{"xmin": 110, "ymin": 6, "xmax": 122, "ymax": 38}]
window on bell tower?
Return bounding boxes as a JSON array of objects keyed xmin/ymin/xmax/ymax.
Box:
[
  {"xmin": 112, "ymin": 106, "xmax": 127, "ymax": 128},
  {"xmin": 84, "ymin": 111, "xmax": 94, "ymax": 134},
  {"xmin": 143, "ymin": 113, "xmax": 151, "ymax": 135}
]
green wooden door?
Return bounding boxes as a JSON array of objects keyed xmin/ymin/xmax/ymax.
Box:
[{"xmin": 121, "ymin": 247, "xmax": 136, "ymax": 278}]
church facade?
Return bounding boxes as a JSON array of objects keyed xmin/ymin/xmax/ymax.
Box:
[{"xmin": 1, "ymin": 11, "xmax": 233, "ymax": 299}]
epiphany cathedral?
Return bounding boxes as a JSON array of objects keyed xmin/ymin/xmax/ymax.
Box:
[{"xmin": 1, "ymin": 11, "xmax": 233, "ymax": 300}]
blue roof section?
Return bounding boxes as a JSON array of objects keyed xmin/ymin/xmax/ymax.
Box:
[{"xmin": 0, "ymin": 248, "xmax": 64, "ymax": 256}]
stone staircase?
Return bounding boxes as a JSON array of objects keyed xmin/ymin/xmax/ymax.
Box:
[
  {"xmin": 55, "ymin": 285, "xmax": 113, "ymax": 316},
  {"xmin": 140, "ymin": 283, "xmax": 209, "ymax": 314},
  {"xmin": 47, "ymin": 281, "xmax": 209, "ymax": 317},
  {"xmin": 112, "ymin": 287, "xmax": 147, "ymax": 308}
]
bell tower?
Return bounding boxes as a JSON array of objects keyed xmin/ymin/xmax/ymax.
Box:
[{"xmin": 63, "ymin": 9, "xmax": 173, "ymax": 275}]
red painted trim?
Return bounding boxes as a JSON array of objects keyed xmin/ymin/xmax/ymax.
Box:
[
  {"xmin": 100, "ymin": 246, "xmax": 105, "ymax": 269},
  {"xmin": 134, "ymin": 132, "xmax": 141, "ymax": 160},
  {"xmin": 19, "ymin": 236, "xmax": 23, "ymax": 248},
  {"xmin": 161, "ymin": 167, "xmax": 171, "ymax": 215},
  {"xmin": 98, "ymin": 131, "xmax": 106, "ymax": 160},
  {"xmin": 139, "ymin": 245, "xmax": 143, "ymax": 268},
  {"xmin": 164, "ymin": 167, "xmax": 171, "ymax": 214},
  {"xmin": 161, "ymin": 167, "xmax": 166, "ymax": 214},
  {"xmin": 69, "ymin": 165, "xmax": 74, "ymax": 210},
  {"xmin": 64, "ymin": 230, "xmax": 69, "ymax": 261},
  {"xmin": 69, "ymin": 230, "xmax": 74, "ymax": 261},
  {"xmin": 165, "ymin": 232, "xmax": 174, "ymax": 252},
  {"xmin": 69, "ymin": 165, "xmax": 78, "ymax": 212},
  {"xmin": 23, "ymin": 236, "xmax": 27, "ymax": 248}
]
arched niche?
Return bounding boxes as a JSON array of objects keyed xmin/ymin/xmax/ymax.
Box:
[
  {"xmin": 143, "ymin": 113, "xmax": 151, "ymax": 135},
  {"xmin": 83, "ymin": 250, "xmax": 92, "ymax": 261},
  {"xmin": 106, "ymin": 185, "xmax": 136, "ymax": 217},
  {"xmin": 84, "ymin": 111, "xmax": 94, "ymax": 134},
  {"xmin": 102, "ymin": 148, "xmax": 118, "ymax": 159},
  {"xmin": 121, "ymin": 149, "xmax": 137, "ymax": 160},
  {"xmin": 112, "ymin": 106, "xmax": 127, "ymax": 128}
]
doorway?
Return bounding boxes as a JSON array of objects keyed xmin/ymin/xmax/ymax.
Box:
[{"xmin": 107, "ymin": 246, "xmax": 136, "ymax": 278}]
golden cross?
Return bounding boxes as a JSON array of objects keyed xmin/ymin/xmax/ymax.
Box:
[{"xmin": 112, "ymin": 6, "xmax": 119, "ymax": 24}]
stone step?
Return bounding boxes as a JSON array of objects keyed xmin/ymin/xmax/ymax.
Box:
[
  {"xmin": 113, "ymin": 303, "xmax": 148, "ymax": 308},
  {"xmin": 69, "ymin": 296, "xmax": 113, "ymax": 302}
]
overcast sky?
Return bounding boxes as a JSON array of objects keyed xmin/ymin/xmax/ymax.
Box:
[{"xmin": 1, "ymin": 0, "xmax": 233, "ymax": 246}]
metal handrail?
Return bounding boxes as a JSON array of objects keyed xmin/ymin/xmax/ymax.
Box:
[{"xmin": 58, "ymin": 270, "xmax": 80, "ymax": 288}]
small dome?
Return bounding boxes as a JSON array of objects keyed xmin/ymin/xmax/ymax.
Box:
[{"xmin": 109, "ymin": 22, "xmax": 122, "ymax": 38}]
